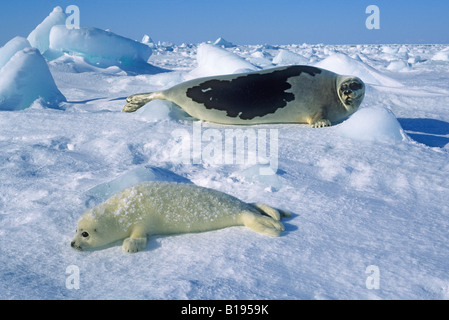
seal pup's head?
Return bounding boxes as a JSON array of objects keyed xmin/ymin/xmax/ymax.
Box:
[
  {"xmin": 71, "ymin": 204, "xmax": 127, "ymax": 251},
  {"xmin": 336, "ymin": 76, "xmax": 365, "ymax": 114},
  {"xmin": 71, "ymin": 219, "xmax": 95, "ymax": 251}
]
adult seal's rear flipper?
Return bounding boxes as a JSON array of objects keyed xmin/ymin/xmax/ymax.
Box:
[
  {"xmin": 122, "ymin": 65, "xmax": 365, "ymax": 127},
  {"xmin": 122, "ymin": 92, "xmax": 166, "ymax": 113}
]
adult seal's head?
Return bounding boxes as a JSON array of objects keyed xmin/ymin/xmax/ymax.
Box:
[{"xmin": 336, "ymin": 76, "xmax": 365, "ymax": 115}]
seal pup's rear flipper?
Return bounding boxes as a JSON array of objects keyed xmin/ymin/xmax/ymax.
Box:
[
  {"xmin": 240, "ymin": 211, "xmax": 285, "ymax": 237},
  {"xmin": 250, "ymin": 203, "xmax": 291, "ymax": 221}
]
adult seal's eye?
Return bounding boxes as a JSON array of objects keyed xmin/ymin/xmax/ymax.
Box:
[
  {"xmin": 82, "ymin": 231, "xmax": 89, "ymax": 237},
  {"xmin": 350, "ymin": 82, "xmax": 362, "ymax": 90}
]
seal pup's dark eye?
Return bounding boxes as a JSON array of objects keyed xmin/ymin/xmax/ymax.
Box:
[{"xmin": 81, "ymin": 231, "xmax": 89, "ymax": 237}]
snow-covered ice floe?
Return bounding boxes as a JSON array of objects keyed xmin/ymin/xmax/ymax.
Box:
[
  {"xmin": 0, "ymin": 43, "xmax": 66, "ymax": 110},
  {"xmin": 48, "ymin": 26, "xmax": 153, "ymax": 69},
  {"xmin": 337, "ymin": 106, "xmax": 408, "ymax": 143}
]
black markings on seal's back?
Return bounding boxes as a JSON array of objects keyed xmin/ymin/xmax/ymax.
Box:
[{"xmin": 186, "ymin": 65, "xmax": 322, "ymax": 120}]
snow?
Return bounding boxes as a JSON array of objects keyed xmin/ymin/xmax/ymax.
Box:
[
  {"xmin": 0, "ymin": 47, "xmax": 66, "ymax": 110},
  {"xmin": 0, "ymin": 36, "xmax": 31, "ymax": 70},
  {"xmin": 272, "ymin": 49, "xmax": 309, "ymax": 66},
  {"xmin": 1, "ymin": 8, "xmax": 449, "ymax": 300},
  {"xmin": 386, "ymin": 60, "xmax": 411, "ymax": 72},
  {"xmin": 432, "ymin": 47, "xmax": 449, "ymax": 62},
  {"xmin": 84, "ymin": 166, "xmax": 192, "ymax": 207},
  {"xmin": 187, "ymin": 43, "xmax": 259, "ymax": 79},
  {"xmin": 141, "ymin": 35, "xmax": 156, "ymax": 48},
  {"xmin": 337, "ymin": 106, "xmax": 406, "ymax": 142},
  {"xmin": 314, "ymin": 52, "xmax": 404, "ymax": 87},
  {"xmin": 213, "ymin": 37, "xmax": 236, "ymax": 48},
  {"xmin": 27, "ymin": 6, "xmax": 67, "ymax": 54},
  {"xmin": 48, "ymin": 26, "xmax": 154, "ymax": 71}
]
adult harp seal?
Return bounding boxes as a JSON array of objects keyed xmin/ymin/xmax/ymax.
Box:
[{"xmin": 123, "ymin": 65, "xmax": 365, "ymax": 127}]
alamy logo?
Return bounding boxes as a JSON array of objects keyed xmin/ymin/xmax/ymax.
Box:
[
  {"xmin": 65, "ymin": 5, "xmax": 80, "ymax": 30},
  {"xmin": 170, "ymin": 122, "xmax": 278, "ymax": 175},
  {"xmin": 65, "ymin": 265, "xmax": 80, "ymax": 290},
  {"xmin": 365, "ymin": 265, "xmax": 380, "ymax": 290},
  {"xmin": 366, "ymin": 5, "xmax": 380, "ymax": 30}
]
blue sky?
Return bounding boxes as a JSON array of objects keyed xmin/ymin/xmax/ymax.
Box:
[{"xmin": 1, "ymin": 0, "xmax": 449, "ymax": 46}]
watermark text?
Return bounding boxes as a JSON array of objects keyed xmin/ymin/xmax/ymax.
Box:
[
  {"xmin": 170, "ymin": 122, "xmax": 278, "ymax": 175},
  {"xmin": 65, "ymin": 5, "xmax": 80, "ymax": 29},
  {"xmin": 365, "ymin": 265, "xmax": 380, "ymax": 290},
  {"xmin": 366, "ymin": 5, "xmax": 380, "ymax": 30},
  {"xmin": 65, "ymin": 264, "xmax": 80, "ymax": 290}
]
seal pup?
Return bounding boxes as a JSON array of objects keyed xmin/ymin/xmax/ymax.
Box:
[
  {"xmin": 71, "ymin": 181, "xmax": 290, "ymax": 253},
  {"xmin": 122, "ymin": 65, "xmax": 365, "ymax": 127}
]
